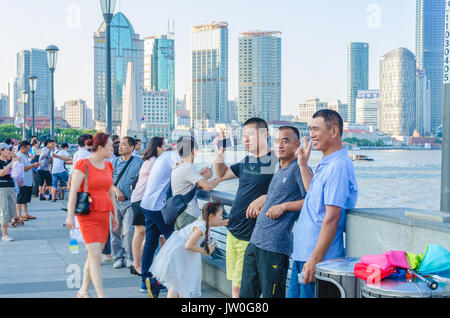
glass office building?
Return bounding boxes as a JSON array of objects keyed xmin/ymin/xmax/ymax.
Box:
[
  {"xmin": 238, "ymin": 31, "xmax": 281, "ymax": 123},
  {"xmin": 142, "ymin": 90, "xmax": 171, "ymax": 139},
  {"xmin": 347, "ymin": 42, "xmax": 369, "ymax": 123},
  {"xmin": 94, "ymin": 12, "xmax": 144, "ymax": 129},
  {"xmin": 416, "ymin": 68, "xmax": 432, "ymax": 135},
  {"xmin": 356, "ymin": 90, "xmax": 380, "ymax": 129},
  {"xmin": 16, "ymin": 49, "xmax": 51, "ymax": 117},
  {"xmin": 416, "ymin": 0, "xmax": 446, "ymax": 133},
  {"xmin": 144, "ymin": 34, "xmax": 175, "ymax": 129},
  {"xmin": 191, "ymin": 21, "xmax": 228, "ymax": 128},
  {"xmin": 379, "ymin": 48, "xmax": 417, "ymax": 137}
]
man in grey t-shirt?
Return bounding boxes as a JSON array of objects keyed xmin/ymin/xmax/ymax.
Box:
[
  {"xmin": 38, "ymin": 140, "xmax": 56, "ymax": 200},
  {"xmin": 240, "ymin": 126, "xmax": 307, "ymax": 298}
]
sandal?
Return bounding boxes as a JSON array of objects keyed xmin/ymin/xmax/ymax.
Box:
[
  {"xmin": 25, "ymin": 215, "xmax": 36, "ymax": 220},
  {"xmin": 77, "ymin": 291, "xmax": 92, "ymax": 298},
  {"xmin": 15, "ymin": 217, "xmax": 25, "ymax": 226},
  {"xmin": 19, "ymin": 216, "xmax": 29, "ymax": 222}
]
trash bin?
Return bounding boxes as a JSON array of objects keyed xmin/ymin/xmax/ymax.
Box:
[
  {"xmin": 315, "ymin": 257, "xmax": 361, "ymax": 298},
  {"xmin": 360, "ymin": 276, "xmax": 450, "ymax": 298}
]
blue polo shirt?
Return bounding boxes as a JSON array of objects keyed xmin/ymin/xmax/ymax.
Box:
[{"xmin": 292, "ymin": 148, "xmax": 358, "ymax": 262}]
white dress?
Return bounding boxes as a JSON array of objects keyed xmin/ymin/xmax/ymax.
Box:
[{"xmin": 150, "ymin": 218, "xmax": 206, "ymax": 298}]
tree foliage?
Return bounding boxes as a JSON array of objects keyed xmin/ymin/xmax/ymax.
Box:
[{"xmin": 343, "ymin": 137, "xmax": 385, "ymax": 147}]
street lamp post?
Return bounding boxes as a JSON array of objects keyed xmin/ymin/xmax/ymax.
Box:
[
  {"xmin": 29, "ymin": 76, "xmax": 38, "ymax": 137},
  {"xmin": 100, "ymin": 0, "xmax": 117, "ymax": 135},
  {"xmin": 141, "ymin": 123, "xmax": 148, "ymax": 149},
  {"xmin": 46, "ymin": 45, "xmax": 59, "ymax": 140},
  {"xmin": 21, "ymin": 90, "xmax": 29, "ymax": 140}
]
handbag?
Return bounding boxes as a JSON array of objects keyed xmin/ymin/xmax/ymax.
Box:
[
  {"xmin": 61, "ymin": 159, "xmax": 91, "ymax": 215},
  {"xmin": 161, "ymin": 185, "xmax": 197, "ymax": 225}
]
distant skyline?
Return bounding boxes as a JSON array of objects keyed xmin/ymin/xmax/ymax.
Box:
[{"xmin": 0, "ymin": 0, "xmax": 416, "ymax": 116}]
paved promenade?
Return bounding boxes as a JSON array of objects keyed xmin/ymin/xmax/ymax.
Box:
[{"xmin": 0, "ymin": 198, "xmax": 225, "ymax": 298}]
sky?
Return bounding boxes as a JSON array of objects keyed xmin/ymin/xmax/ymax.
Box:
[{"xmin": 0, "ymin": 0, "xmax": 416, "ymax": 116}]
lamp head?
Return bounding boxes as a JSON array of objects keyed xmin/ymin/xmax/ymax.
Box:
[
  {"xmin": 22, "ymin": 90, "xmax": 29, "ymax": 104},
  {"xmin": 29, "ymin": 76, "xmax": 38, "ymax": 92},
  {"xmin": 46, "ymin": 45, "xmax": 59, "ymax": 70},
  {"xmin": 100, "ymin": 0, "xmax": 117, "ymax": 18}
]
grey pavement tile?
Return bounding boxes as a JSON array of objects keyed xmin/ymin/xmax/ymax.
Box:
[{"xmin": 0, "ymin": 198, "xmax": 226, "ymax": 298}]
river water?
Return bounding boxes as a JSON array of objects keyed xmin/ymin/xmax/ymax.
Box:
[{"xmin": 194, "ymin": 149, "xmax": 442, "ymax": 211}]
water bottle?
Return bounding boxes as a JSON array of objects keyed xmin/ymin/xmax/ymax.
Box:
[{"xmin": 69, "ymin": 230, "xmax": 79, "ymax": 254}]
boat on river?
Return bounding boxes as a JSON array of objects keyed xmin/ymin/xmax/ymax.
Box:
[{"xmin": 350, "ymin": 154, "xmax": 374, "ymax": 161}]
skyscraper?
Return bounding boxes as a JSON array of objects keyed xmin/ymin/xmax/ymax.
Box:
[
  {"xmin": 94, "ymin": 12, "xmax": 144, "ymax": 131},
  {"xmin": 347, "ymin": 42, "xmax": 369, "ymax": 123},
  {"xmin": 355, "ymin": 90, "xmax": 380, "ymax": 129},
  {"xmin": 0, "ymin": 94, "xmax": 8, "ymax": 118},
  {"xmin": 16, "ymin": 49, "xmax": 51, "ymax": 117},
  {"xmin": 64, "ymin": 99, "xmax": 91, "ymax": 129},
  {"xmin": 238, "ymin": 31, "xmax": 282, "ymax": 123},
  {"xmin": 144, "ymin": 31, "xmax": 175, "ymax": 129},
  {"xmin": 191, "ymin": 21, "xmax": 228, "ymax": 128},
  {"xmin": 142, "ymin": 90, "xmax": 171, "ymax": 139},
  {"xmin": 416, "ymin": 0, "xmax": 446, "ymax": 133},
  {"xmin": 379, "ymin": 48, "xmax": 416, "ymax": 138},
  {"xmin": 416, "ymin": 68, "xmax": 432, "ymax": 135},
  {"xmin": 328, "ymin": 99, "xmax": 348, "ymax": 123}
]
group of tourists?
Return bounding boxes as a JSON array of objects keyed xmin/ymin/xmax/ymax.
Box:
[
  {"xmin": 0, "ymin": 136, "xmax": 73, "ymax": 242},
  {"xmin": 1, "ymin": 108, "xmax": 358, "ymax": 299}
]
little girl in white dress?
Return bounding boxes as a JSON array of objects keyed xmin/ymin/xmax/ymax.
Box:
[{"xmin": 150, "ymin": 201, "xmax": 227, "ymax": 298}]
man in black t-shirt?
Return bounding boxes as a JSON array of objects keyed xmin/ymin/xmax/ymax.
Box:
[{"xmin": 214, "ymin": 118, "xmax": 277, "ymax": 298}]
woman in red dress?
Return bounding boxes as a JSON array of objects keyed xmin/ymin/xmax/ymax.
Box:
[{"xmin": 65, "ymin": 133, "xmax": 119, "ymax": 298}]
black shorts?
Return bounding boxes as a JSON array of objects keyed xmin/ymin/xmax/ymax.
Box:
[
  {"xmin": 131, "ymin": 201, "xmax": 145, "ymax": 226},
  {"xmin": 17, "ymin": 186, "xmax": 33, "ymax": 204},
  {"xmin": 37, "ymin": 170, "xmax": 52, "ymax": 187}
]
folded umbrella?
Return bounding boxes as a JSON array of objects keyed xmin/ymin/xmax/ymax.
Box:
[
  {"xmin": 406, "ymin": 252, "xmax": 424, "ymax": 271},
  {"xmin": 360, "ymin": 250, "xmax": 410, "ymax": 271},
  {"xmin": 418, "ymin": 244, "xmax": 450, "ymax": 275}
]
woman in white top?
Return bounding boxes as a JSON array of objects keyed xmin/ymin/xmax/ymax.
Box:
[
  {"xmin": 171, "ymin": 136, "xmax": 221, "ymax": 231},
  {"xmin": 129, "ymin": 137, "xmax": 167, "ymax": 276}
]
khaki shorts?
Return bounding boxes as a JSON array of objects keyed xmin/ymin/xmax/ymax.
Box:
[
  {"xmin": 0, "ymin": 188, "xmax": 16, "ymax": 226},
  {"xmin": 226, "ymin": 231, "xmax": 250, "ymax": 288}
]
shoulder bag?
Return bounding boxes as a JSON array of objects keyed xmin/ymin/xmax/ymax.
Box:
[
  {"xmin": 161, "ymin": 185, "xmax": 197, "ymax": 225},
  {"xmin": 61, "ymin": 159, "xmax": 91, "ymax": 215}
]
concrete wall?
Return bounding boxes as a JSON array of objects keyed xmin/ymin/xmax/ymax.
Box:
[
  {"xmin": 202, "ymin": 256, "xmax": 232, "ymax": 297},
  {"xmin": 345, "ymin": 208, "xmax": 450, "ymax": 256},
  {"xmin": 201, "ymin": 207, "xmax": 450, "ymax": 297}
]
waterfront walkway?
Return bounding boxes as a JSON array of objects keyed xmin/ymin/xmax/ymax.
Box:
[{"xmin": 0, "ymin": 198, "xmax": 226, "ymax": 298}]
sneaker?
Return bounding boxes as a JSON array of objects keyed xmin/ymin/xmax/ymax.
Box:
[
  {"xmin": 102, "ymin": 254, "xmax": 114, "ymax": 263},
  {"xmin": 39, "ymin": 194, "xmax": 46, "ymax": 201},
  {"xmin": 145, "ymin": 277, "xmax": 161, "ymax": 298},
  {"xmin": 113, "ymin": 258, "xmax": 125, "ymax": 269},
  {"xmin": 2, "ymin": 236, "xmax": 14, "ymax": 242},
  {"xmin": 139, "ymin": 281, "xmax": 147, "ymax": 293}
]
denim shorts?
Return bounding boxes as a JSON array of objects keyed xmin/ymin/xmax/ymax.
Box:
[{"xmin": 52, "ymin": 171, "xmax": 68, "ymax": 188}]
